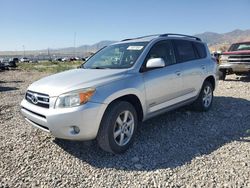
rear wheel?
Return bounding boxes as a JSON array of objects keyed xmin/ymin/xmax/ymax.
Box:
[
  {"xmin": 97, "ymin": 101, "xmax": 138, "ymax": 154},
  {"xmin": 192, "ymin": 81, "xmax": 213, "ymax": 112}
]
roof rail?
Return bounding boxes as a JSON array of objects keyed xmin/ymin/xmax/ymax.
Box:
[
  {"xmin": 159, "ymin": 33, "xmax": 201, "ymax": 41},
  {"xmin": 121, "ymin": 33, "xmax": 202, "ymax": 42},
  {"xmin": 121, "ymin": 34, "xmax": 160, "ymax": 42}
]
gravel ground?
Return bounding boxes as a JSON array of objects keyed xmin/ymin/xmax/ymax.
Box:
[{"xmin": 0, "ymin": 70, "xmax": 250, "ymax": 187}]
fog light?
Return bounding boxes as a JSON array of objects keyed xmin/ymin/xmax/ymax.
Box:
[{"xmin": 70, "ymin": 126, "xmax": 80, "ymax": 134}]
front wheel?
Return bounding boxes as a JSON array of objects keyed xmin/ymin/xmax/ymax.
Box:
[
  {"xmin": 97, "ymin": 101, "xmax": 138, "ymax": 154},
  {"xmin": 218, "ymin": 69, "xmax": 226, "ymax": 80},
  {"xmin": 192, "ymin": 81, "xmax": 214, "ymax": 112}
]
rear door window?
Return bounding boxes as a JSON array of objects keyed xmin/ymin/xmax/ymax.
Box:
[{"xmin": 173, "ymin": 40, "xmax": 197, "ymax": 62}]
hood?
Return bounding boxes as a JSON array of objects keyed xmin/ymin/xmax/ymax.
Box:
[
  {"xmin": 223, "ymin": 50, "xmax": 250, "ymax": 55},
  {"xmin": 28, "ymin": 68, "xmax": 128, "ymax": 96}
]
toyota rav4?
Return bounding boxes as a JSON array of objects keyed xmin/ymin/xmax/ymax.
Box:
[{"xmin": 21, "ymin": 34, "xmax": 217, "ymax": 154}]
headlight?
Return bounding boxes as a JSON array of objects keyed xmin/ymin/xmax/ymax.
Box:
[
  {"xmin": 55, "ymin": 88, "xmax": 95, "ymax": 108},
  {"xmin": 219, "ymin": 55, "xmax": 228, "ymax": 63}
]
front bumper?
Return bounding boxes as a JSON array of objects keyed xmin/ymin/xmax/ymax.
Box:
[
  {"xmin": 20, "ymin": 99, "xmax": 107, "ymax": 140},
  {"xmin": 219, "ymin": 62, "xmax": 250, "ymax": 73}
]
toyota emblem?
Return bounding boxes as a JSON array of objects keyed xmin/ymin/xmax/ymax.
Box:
[{"xmin": 31, "ymin": 94, "xmax": 38, "ymax": 104}]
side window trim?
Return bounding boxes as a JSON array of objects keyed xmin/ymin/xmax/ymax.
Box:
[
  {"xmin": 192, "ymin": 42, "xmax": 200, "ymax": 59},
  {"xmin": 140, "ymin": 40, "xmax": 176, "ymax": 72},
  {"xmin": 171, "ymin": 39, "xmax": 181, "ymax": 63}
]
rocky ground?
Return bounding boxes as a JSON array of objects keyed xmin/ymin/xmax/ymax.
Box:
[{"xmin": 0, "ymin": 70, "xmax": 249, "ymax": 187}]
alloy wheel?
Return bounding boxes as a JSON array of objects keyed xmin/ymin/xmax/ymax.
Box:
[{"xmin": 113, "ymin": 110, "xmax": 135, "ymax": 146}]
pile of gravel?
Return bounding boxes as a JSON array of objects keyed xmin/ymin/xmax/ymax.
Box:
[{"xmin": 0, "ymin": 70, "xmax": 249, "ymax": 187}]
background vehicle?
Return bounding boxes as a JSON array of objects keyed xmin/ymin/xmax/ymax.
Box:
[
  {"xmin": 8, "ymin": 58, "xmax": 18, "ymax": 67},
  {"xmin": 70, "ymin": 57, "xmax": 80, "ymax": 61},
  {"xmin": 62, "ymin": 57, "xmax": 68, "ymax": 62},
  {"xmin": 0, "ymin": 58, "xmax": 10, "ymax": 70},
  {"xmin": 20, "ymin": 57, "xmax": 30, "ymax": 63},
  {"xmin": 0, "ymin": 62, "xmax": 7, "ymax": 70},
  {"xmin": 21, "ymin": 34, "xmax": 217, "ymax": 154},
  {"xmin": 218, "ymin": 41, "xmax": 250, "ymax": 80},
  {"xmin": 211, "ymin": 51, "xmax": 222, "ymax": 64}
]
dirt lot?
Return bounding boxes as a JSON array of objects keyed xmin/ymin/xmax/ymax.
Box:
[{"xmin": 0, "ymin": 70, "xmax": 250, "ymax": 187}]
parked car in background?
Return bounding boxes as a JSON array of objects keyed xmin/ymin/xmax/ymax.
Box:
[
  {"xmin": 219, "ymin": 41, "xmax": 250, "ymax": 80},
  {"xmin": 54, "ymin": 58, "xmax": 63, "ymax": 62},
  {"xmin": 8, "ymin": 58, "xmax": 18, "ymax": 67},
  {"xmin": 21, "ymin": 33, "xmax": 217, "ymax": 154},
  {"xmin": 0, "ymin": 59, "xmax": 9, "ymax": 70},
  {"xmin": 70, "ymin": 57, "xmax": 80, "ymax": 61},
  {"xmin": 2, "ymin": 58, "xmax": 10, "ymax": 68},
  {"xmin": 62, "ymin": 57, "xmax": 69, "ymax": 62},
  {"xmin": 211, "ymin": 51, "xmax": 221, "ymax": 64},
  {"xmin": 0, "ymin": 62, "xmax": 7, "ymax": 70},
  {"xmin": 20, "ymin": 57, "xmax": 30, "ymax": 63}
]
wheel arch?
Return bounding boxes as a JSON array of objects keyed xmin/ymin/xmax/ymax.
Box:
[
  {"xmin": 204, "ymin": 75, "xmax": 216, "ymax": 90},
  {"xmin": 104, "ymin": 92, "xmax": 144, "ymax": 122}
]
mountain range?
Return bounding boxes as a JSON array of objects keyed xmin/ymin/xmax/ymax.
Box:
[
  {"xmin": 56, "ymin": 29, "xmax": 250, "ymax": 53},
  {"xmin": 50, "ymin": 29, "xmax": 250, "ymax": 54},
  {"xmin": 1, "ymin": 29, "xmax": 250, "ymax": 56},
  {"xmin": 195, "ymin": 29, "xmax": 250, "ymax": 51}
]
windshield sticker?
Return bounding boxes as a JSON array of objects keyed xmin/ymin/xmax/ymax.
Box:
[{"xmin": 127, "ymin": 46, "xmax": 144, "ymax": 50}]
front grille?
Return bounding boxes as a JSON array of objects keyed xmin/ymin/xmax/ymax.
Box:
[
  {"xmin": 22, "ymin": 107, "xmax": 46, "ymax": 119},
  {"xmin": 25, "ymin": 90, "xmax": 50, "ymax": 108},
  {"xmin": 228, "ymin": 54, "xmax": 250, "ymax": 63}
]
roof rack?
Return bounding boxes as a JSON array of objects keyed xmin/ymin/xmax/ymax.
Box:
[
  {"xmin": 121, "ymin": 34, "xmax": 160, "ymax": 42},
  {"xmin": 121, "ymin": 33, "xmax": 202, "ymax": 42},
  {"xmin": 159, "ymin": 33, "xmax": 201, "ymax": 41}
]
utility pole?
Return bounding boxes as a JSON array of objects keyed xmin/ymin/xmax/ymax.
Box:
[
  {"xmin": 73, "ymin": 32, "xmax": 76, "ymax": 57},
  {"xmin": 22, "ymin": 45, "xmax": 25, "ymax": 57},
  {"xmin": 48, "ymin": 47, "xmax": 51, "ymax": 61}
]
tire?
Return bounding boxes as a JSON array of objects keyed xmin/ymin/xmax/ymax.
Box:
[
  {"xmin": 192, "ymin": 81, "xmax": 213, "ymax": 112},
  {"xmin": 218, "ymin": 69, "xmax": 226, "ymax": 80},
  {"xmin": 97, "ymin": 101, "xmax": 138, "ymax": 154},
  {"xmin": 235, "ymin": 73, "xmax": 246, "ymax": 76}
]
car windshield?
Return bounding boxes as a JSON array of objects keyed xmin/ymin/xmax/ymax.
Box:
[
  {"xmin": 228, "ymin": 42, "xmax": 250, "ymax": 51},
  {"xmin": 83, "ymin": 42, "xmax": 148, "ymax": 69}
]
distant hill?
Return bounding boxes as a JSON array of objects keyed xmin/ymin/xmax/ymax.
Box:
[
  {"xmin": 0, "ymin": 40, "xmax": 117, "ymax": 57},
  {"xmin": 48, "ymin": 40, "xmax": 116, "ymax": 56},
  {"xmin": 1, "ymin": 29, "xmax": 250, "ymax": 56},
  {"xmin": 194, "ymin": 29, "xmax": 250, "ymax": 51}
]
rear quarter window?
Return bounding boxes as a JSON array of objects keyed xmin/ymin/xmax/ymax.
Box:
[
  {"xmin": 193, "ymin": 42, "xmax": 207, "ymax": 58},
  {"xmin": 173, "ymin": 40, "xmax": 197, "ymax": 62}
]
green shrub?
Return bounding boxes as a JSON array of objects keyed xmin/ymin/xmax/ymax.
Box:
[{"xmin": 18, "ymin": 61, "xmax": 82, "ymax": 73}]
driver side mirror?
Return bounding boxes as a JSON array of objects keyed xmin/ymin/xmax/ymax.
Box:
[{"xmin": 146, "ymin": 58, "xmax": 165, "ymax": 69}]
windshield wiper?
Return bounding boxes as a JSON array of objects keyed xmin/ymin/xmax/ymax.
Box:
[{"xmin": 91, "ymin": 67, "xmax": 109, "ymax": 69}]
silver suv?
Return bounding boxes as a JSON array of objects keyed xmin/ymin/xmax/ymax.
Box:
[{"xmin": 21, "ymin": 34, "xmax": 217, "ymax": 154}]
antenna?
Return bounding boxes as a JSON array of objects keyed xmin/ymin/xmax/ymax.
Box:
[{"xmin": 74, "ymin": 32, "xmax": 76, "ymax": 57}]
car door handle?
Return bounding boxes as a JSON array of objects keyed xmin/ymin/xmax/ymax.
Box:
[
  {"xmin": 201, "ymin": 65, "xmax": 206, "ymax": 70},
  {"xmin": 175, "ymin": 71, "xmax": 181, "ymax": 76}
]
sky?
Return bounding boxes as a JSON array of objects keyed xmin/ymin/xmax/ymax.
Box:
[{"xmin": 0, "ymin": 0, "xmax": 250, "ymax": 51}]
